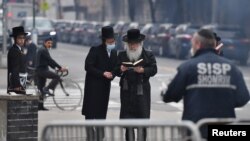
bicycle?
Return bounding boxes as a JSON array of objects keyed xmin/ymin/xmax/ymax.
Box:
[{"xmin": 26, "ymin": 67, "xmax": 83, "ymax": 111}]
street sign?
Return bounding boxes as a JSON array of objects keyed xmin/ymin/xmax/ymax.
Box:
[{"xmin": 41, "ymin": 1, "xmax": 50, "ymax": 11}]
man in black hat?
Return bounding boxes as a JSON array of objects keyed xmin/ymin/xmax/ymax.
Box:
[
  {"xmin": 114, "ymin": 29, "xmax": 157, "ymax": 141},
  {"xmin": 7, "ymin": 26, "xmax": 28, "ymax": 94},
  {"xmin": 36, "ymin": 36, "xmax": 67, "ymax": 110},
  {"xmin": 82, "ymin": 26, "xmax": 118, "ymax": 140}
]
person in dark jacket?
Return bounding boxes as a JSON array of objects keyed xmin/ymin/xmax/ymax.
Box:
[
  {"xmin": 25, "ymin": 34, "xmax": 37, "ymax": 68},
  {"xmin": 82, "ymin": 26, "xmax": 118, "ymax": 141},
  {"xmin": 25, "ymin": 34, "xmax": 38, "ymax": 84},
  {"xmin": 115, "ymin": 29, "xmax": 157, "ymax": 141},
  {"xmin": 7, "ymin": 26, "xmax": 28, "ymax": 94},
  {"xmin": 162, "ymin": 29, "xmax": 250, "ymax": 138},
  {"xmin": 36, "ymin": 37, "xmax": 67, "ymax": 110}
]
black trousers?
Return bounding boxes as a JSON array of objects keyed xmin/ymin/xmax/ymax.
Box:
[
  {"xmin": 125, "ymin": 128, "xmax": 147, "ymax": 141},
  {"xmin": 36, "ymin": 70, "xmax": 61, "ymax": 93},
  {"xmin": 85, "ymin": 116, "xmax": 105, "ymax": 141},
  {"xmin": 36, "ymin": 70, "xmax": 61, "ymax": 108}
]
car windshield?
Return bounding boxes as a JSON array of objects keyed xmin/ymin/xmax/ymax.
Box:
[{"xmin": 25, "ymin": 18, "xmax": 53, "ymax": 29}]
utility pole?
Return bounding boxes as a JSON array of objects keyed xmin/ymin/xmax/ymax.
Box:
[
  {"xmin": 0, "ymin": 0, "xmax": 8, "ymax": 68},
  {"xmin": 2, "ymin": 0, "xmax": 7, "ymax": 54},
  {"xmin": 32, "ymin": 0, "xmax": 38, "ymax": 45}
]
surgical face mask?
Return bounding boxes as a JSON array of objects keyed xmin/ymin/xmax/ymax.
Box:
[{"xmin": 106, "ymin": 44, "xmax": 116, "ymax": 50}]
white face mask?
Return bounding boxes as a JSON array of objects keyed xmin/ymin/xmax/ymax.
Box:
[{"xmin": 106, "ymin": 44, "xmax": 116, "ymax": 50}]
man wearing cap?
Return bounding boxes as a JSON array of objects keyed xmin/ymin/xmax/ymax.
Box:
[
  {"xmin": 7, "ymin": 26, "xmax": 28, "ymax": 94},
  {"xmin": 36, "ymin": 36, "xmax": 67, "ymax": 110},
  {"xmin": 82, "ymin": 26, "xmax": 117, "ymax": 140},
  {"xmin": 162, "ymin": 29, "xmax": 250, "ymax": 138},
  {"xmin": 115, "ymin": 29, "xmax": 157, "ymax": 141}
]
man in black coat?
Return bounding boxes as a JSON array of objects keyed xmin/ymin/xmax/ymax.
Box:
[
  {"xmin": 36, "ymin": 37, "xmax": 67, "ymax": 110},
  {"xmin": 162, "ymin": 29, "xmax": 250, "ymax": 138},
  {"xmin": 7, "ymin": 26, "xmax": 28, "ymax": 94},
  {"xmin": 115, "ymin": 29, "xmax": 157, "ymax": 141},
  {"xmin": 82, "ymin": 26, "xmax": 117, "ymax": 141}
]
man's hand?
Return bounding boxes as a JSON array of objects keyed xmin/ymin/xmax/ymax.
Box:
[
  {"xmin": 14, "ymin": 87, "xmax": 22, "ymax": 91},
  {"xmin": 103, "ymin": 71, "xmax": 113, "ymax": 79},
  {"xmin": 59, "ymin": 67, "xmax": 68, "ymax": 72},
  {"xmin": 121, "ymin": 65, "xmax": 128, "ymax": 72},
  {"xmin": 134, "ymin": 66, "xmax": 144, "ymax": 73}
]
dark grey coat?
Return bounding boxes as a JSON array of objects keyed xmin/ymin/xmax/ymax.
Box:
[
  {"xmin": 82, "ymin": 44, "xmax": 118, "ymax": 119},
  {"xmin": 115, "ymin": 49, "xmax": 157, "ymax": 119}
]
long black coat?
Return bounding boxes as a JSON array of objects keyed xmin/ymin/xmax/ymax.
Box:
[
  {"xmin": 115, "ymin": 49, "xmax": 157, "ymax": 119},
  {"xmin": 82, "ymin": 44, "xmax": 117, "ymax": 119},
  {"xmin": 7, "ymin": 45, "xmax": 26, "ymax": 89}
]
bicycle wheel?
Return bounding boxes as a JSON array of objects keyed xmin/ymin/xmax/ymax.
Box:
[{"xmin": 53, "ymin": 79, "xmax": 83, "ymax": 111}]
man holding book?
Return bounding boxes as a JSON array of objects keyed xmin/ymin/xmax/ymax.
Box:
[{"xmin": 115, "ymin": 29, "xmax": 157, "ymax": 141}]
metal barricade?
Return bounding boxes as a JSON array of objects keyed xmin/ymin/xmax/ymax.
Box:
[
  {"xmin": 196, "ymin": 118, "xmax": 250, "ymax": 140},
  {"xmin": 41, "ymin": 119, "xmax": 202, "ymax": 141}
]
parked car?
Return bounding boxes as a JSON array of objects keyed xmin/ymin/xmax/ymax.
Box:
[
  {"xmin": 168, "ymin": 24, "xmax": 201, "ymax": 59},
  {"xmin": 202, "ymin": 24, "xmax": 250, "ymax": 65},
  {"xmin": 20, "ymin": 17, "xmax": 57, "ymax": 48},
  {"xmin": 142, "ymin": 23, "xmax": 175, "ymax": 57}
]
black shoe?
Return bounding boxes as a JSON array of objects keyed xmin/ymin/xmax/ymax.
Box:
[{"xmin": 42, "ymin": 87, "xmax": 54, "ymax": 96}]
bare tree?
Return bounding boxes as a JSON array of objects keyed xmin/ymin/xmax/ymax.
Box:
[
  {"xmin": 148, "ymin": 0, "xmax": 156, "ymax": 23},
  {"xmin": 127, "ymin": 0, "xmax": 136, "ymax": 21}
]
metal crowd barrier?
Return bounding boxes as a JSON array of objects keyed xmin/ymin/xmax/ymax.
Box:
[
  {"xmin": 41, "ymin": 119, "xmax": 202, "ymax": 141},
  {"xmin": 196, "ymin": 118, "xmax": 250, "ymax": 140}
]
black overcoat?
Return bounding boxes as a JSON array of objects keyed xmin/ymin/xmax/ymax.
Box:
[
  {"xmin": 82, "ymin": 44, "xmax": 117, "ymax": 119},
  {"xmin": 115, "ymin": 49, "xmax": 157, "ymax": 119},
  {"xmin": 7, "ymin": 45, "xmax": 26, "ymax": 89}
]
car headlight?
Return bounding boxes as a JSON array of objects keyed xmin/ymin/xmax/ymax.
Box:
[{"xmin": 50, "ymin": 31, "xmax": 56, "ymax": 36}]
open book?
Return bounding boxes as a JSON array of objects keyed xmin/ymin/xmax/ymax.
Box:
[{"xmin": 122, "ymin": 59, "xmax": 143, "ymax": 67}]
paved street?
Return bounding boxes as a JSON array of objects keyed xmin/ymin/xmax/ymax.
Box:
[{"xmin": 1, "ymin": 43, "xmax": 250, "ymax": 140}]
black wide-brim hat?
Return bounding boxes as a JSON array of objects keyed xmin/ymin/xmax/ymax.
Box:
[
  {"xmin": 123, "ymin": 29, "xmax": 145, "ymax": 42},
  {"xmin": 101, "ymin": 26, "xmax": 115, "ymax": 39},
  {"xmin": 10, "ymin": 26, "xmax": 28, "ymax": 37}
]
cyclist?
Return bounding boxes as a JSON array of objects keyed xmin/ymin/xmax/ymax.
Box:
[{"xmin": 35, "ymin": 36, "xmax": 67, "ymax": 110}]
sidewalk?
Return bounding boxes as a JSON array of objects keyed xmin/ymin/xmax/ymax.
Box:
[{"xmin": 38, "ymin": 108, "xmax": 181, "ymax": 141}]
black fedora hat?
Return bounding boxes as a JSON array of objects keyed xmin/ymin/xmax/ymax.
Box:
[
  {"xmin": 10, "ymin": 26, "xmax": 28, "ymax": 37},
  {"xmin": 101, "ymin": 26, "xmax": 115, "ymax": 39},
  {"xmin": 123, "ymin": 29, "xmax": 145, "ymax": 42}
]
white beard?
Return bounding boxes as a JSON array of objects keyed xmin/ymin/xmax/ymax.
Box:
[{"xmin": 125, "ymin": 43, "xmax": 143, "ymax": 61}]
